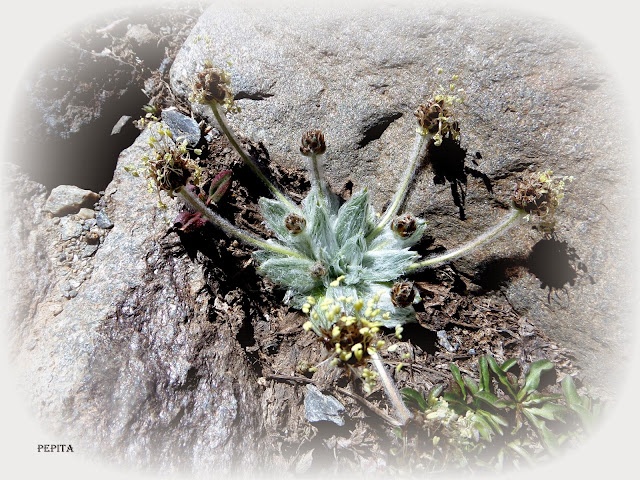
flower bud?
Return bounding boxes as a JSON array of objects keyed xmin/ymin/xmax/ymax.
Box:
[
  {"xmin": 391, "ymin": 281, "xmax": 416, "ymax": 308},
  {"xmin": 284, "ymin": 213, "xmax": 306, "ymax": 234},
  {"xmin": 300, "ymin": 130, "xmax": 327, "ymax": 156},
  {"xmin": 309, "ymin": 262, "xmax": 327, "ymax": 279},
  {"xmin": 391, "ymin": 213, "xmax": 418, "ymax": 238}
]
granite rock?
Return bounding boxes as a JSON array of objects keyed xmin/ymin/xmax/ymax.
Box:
[{"xmin": 170, "ymin": 1, "xmax": 633, "ymax": 395}]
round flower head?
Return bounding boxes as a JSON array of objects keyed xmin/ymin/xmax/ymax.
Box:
[
  {"xmin": 391, "ymin": 213, "xmax": 418, "ymax": 238},
  {"xmin": 512, "ymin": 170, "xmax": 569, "ymax": 218},
  {"xmin": 300, "ymin": 130, "xmax": 327, "ymax": 156},
  {"xmin": 143, "ymin": 126, "xmax": 200, "ymax": 197},
  {"xmin": 284, "ymin": 213, "xmax": 307, "ymax": 235},
  {"xmin": 309, "ymin": 262, "xmax": 328, "ymax": 279},
  {"xmin": 192, "ymin": 60, "xmax": 233, "ymax": 107},
  {"xmin": 391, "ymin": 281, "xmax": 416, "ymax": 308}
]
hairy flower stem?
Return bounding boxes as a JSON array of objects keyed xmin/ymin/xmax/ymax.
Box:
[
  {"xmin": 408, "ymin": 207, "xmax": 525, "ymax": 271},
  {"xmin": 368, "ymin": 133, "xmax": 431, "ymax": 241},
  {"xmin": 370, "ymin": 351, "xmax": 413, "ymax": 425},
  {"xmin": 177, "ymin": 186, "xmax": 305, "ymax": 258},
  {"xmin": 208, "ymin": 101, "xmax": 299, "ymax": 212},
  {"xmin": 307, "ymin": 152, "xmax": 329, "ymax": 204}
]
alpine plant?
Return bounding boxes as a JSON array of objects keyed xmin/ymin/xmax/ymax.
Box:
[{"xmin": 138, "ymin": 61, "xmax": 568, "ymax": 425}]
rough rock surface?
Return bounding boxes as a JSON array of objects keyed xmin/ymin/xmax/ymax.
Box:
[
  {"xmin": 6, "ymin": 130, "xmax": 267, "ymax": 477},
  {"xmin": 170, "ymin": 1, "xmax": 633, "ymax": 395}
]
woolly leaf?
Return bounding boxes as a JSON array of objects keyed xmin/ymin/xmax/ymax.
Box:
[
  {"xmin": 258, "ymin": 257, "xmax": 318, "ymax": 292},
  {"xmin": 334, "ymin": 189, "xmax": 370, "ymax": 246},
  {"xmin": 334, "ymin": 233, "xmax": 366, "ymax": 277},
  {"xmin": 306, "ymin": 191, "xmax": 337, "ymax": 258},
  {"xmin": 361, "ymin": 249, "xmax": 418, "ymax": 282},
  {"xmin": 259, "ymin": 197, "xmax": 292, "ymax": 240}
]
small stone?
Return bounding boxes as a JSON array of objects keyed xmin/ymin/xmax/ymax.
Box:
[
  {"xmin": 44, "ymin": 185, "xmax": 100, "ymax": 216},
  {"xmin": 59, "ymin": 218, "xmax": 83, "ymax": 241},
  {"xmin": 161, "ymin": 108, "xmax": 201, "ymax": 147},
  {"xmin": 304, "ymin": 384, "xmax": 346, "ymax": 426},
  {"xmin": 96, "ymin": 210, "xmax": 114, "ymax": 229},
  {"xmin": 83, "ymin": 219, "xmax": 97, "ymax": 230},
  {"xmin": 50, "ymin": 303, "xmax": 64, "ymax": 316},
  {"xmin": 126, "ymin": 24, "xmax": 158, "ymax": 46},
  {"xmin": 77, "ymin": 208, "xmax": 95, "ymax": 220},
  {"xmin": 85, "ymin": 231, "xmax": 100, "ymax": 245},
  {"xmin": 83, "ymin": 244, "xmax": 99, "ymax": 257},
  {"xmin": 437, "ymin": 330, "xmax": 458, "ymax": 353},
  {"xmin": 68, "ymin": 290, "xmax": 78, "ymax": 298}
]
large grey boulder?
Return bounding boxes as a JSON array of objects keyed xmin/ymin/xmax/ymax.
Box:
[{"xmin": 170, "ymin": 1, "xmax": 633, "ymax": 395}]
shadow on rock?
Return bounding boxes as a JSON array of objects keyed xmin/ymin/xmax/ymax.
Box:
[
  {"xmin": 527, "ymin": 236, "xmax": 593, "ymax": 302},
  {"xmin": 427, "ymin": 138, "xmax": 492, "ymax": 220}
]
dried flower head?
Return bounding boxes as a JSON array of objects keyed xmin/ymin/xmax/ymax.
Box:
[
  {"xmin": 141, "ymin": 125, "xmax": 201, "ymax": 200},
  {"xmin": 391, "ymin": 281, "xmax": 416, "ymax": 308},
  {"xmin": 391, "ymin": 213, "xmax": 418, "ymax": 238},
  {"xmin": 310, "ymin": 295, "xmax": 386, "ymax": 366},
  {"xmin": 309, "ymin": 262, "xmax": 328, "ymax": 279},
  {"xmin": 300, "ymin": 130, "xmax": 327, "ymax": 156},
  {"xmin": 191, "ymin": 60, "xmax": 234, "ymax": 107},
  {"xmin": 512, "ymin": 170, "xmax": 571, "ymax": 218},
  {"xmin": 415, "ymin": 71, "xmax": 464, "ymax": 145},
  {"xmin": 284, "ymin": 213, "xmax": 307, "ymax": 234}
]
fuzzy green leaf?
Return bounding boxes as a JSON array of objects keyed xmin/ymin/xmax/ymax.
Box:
[
  {"xmin": 334, "ymin": 233, "xmax": 366, "ymax": 277},
  {"xmin": 258, "ymin": 257, "xmax": 318, "ymax": 292},
  {"xmin": 306, "ymin": 194, "xmax": 337, "ymax": 259},
  {"xmin": 361, "ymin": 249, "xmax": 418, "ymax": 282},
  {"xmin": 259, "ymin": 197, "xmax": 293, "ymax": 240},
  {"xmin": 334, "ymin": 189, "xmax": 370, "ymax": 246}
]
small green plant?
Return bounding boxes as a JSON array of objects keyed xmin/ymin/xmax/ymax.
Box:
[
  {"xmin": 400, "ymin": 355, "xmax": 600, "ymax": 471},
  {"xmin": 137, "ymin": 61, "xmax": 570, "ymax": 425}
]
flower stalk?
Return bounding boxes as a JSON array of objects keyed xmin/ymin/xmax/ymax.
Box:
[
  {"xmin": 177, "ymin": 185, "xmax": 305, "ymax": 259},
  {"xmin": 408, "ymin": 207, "xmax": 525, "ymax": 271},
  {"xmin": 370, "ymin": 351, "xmax": 413, "ymax": 425},
  {"xmin": 207, "ymin": 101, "xmax": 298, "ymax": 212},
  {"xmin": 368, "ymin": 132, "xmax": 431, "ymax": 241}
]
